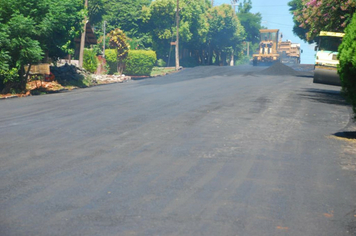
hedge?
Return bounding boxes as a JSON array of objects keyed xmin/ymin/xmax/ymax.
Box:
[
  {"xmin": 338, "ymin": 13, "xmax": 356, "ymax": 117},
  {"xmin": 105, "ymin": 49, "xmax": 118, "ymax": 75},
  {"xmin": 83, "ymin": 48, "xmax": 98, "ymax": 73},
  {"xmin": 123, "ymin": 50, "xmax": 156, "ymax": 76},
  {"xmin": 156, "ymin": 58, "xmax": 166, "ymax": 67}
]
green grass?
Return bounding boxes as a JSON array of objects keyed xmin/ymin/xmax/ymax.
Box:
[{"xmin": 150, "ymin": 67, "xmax": 177, "ymax": 77}]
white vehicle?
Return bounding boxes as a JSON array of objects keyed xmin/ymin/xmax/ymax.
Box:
[{"xmin": 313, "ymin": 31, "xmax": 345, "ymax": 86}]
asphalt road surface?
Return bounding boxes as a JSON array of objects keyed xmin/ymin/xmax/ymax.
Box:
[{"xmin": 1, "ymin": 64, "xmax": 356, "ymax": 236}]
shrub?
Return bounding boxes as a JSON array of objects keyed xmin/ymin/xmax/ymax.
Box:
[
  {"xmin": 338, "ymin": 14, "xmax": 356, "ymax": 118},
  {"xmin": 109, "ymin": 28, "xmax": 129, "ymax": 74},
  {"xmin": 124, "ymin": 50, "xmax": 157, "ymax": 76},
  {"xmin": 156, "ymin": 59, "xmax": 166, "ymax": 67},
  {"xmin": 83, "ymin": 49, "xmax": 98, "ymax": 73},
  {"xmin": 105, "ymin": 49, "xmax": 118, "ymax": 75},
  {"xmin": 235, "ymin": 55, "xmax": 250, "ymax": 65}
]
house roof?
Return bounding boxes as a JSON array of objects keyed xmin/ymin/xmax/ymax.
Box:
[{"xmin": 74, "ymin": 22, "xmax": 97, "ymax": 45}]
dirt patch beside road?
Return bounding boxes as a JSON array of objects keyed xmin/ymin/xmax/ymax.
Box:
[{"xmin": 329, "ymin": 135, "xmax": 356, "ymax": 172}]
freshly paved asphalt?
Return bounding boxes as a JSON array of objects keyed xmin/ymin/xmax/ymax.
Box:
[{"xmin": 1, "ymin": 65, "xmax": 356, "ymax": 236}]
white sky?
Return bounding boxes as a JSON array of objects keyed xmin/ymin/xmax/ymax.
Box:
[{"xmin": 215, "ymin": 0, "xmax": 316, "ymax": 64}]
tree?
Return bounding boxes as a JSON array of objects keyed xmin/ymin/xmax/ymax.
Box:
[
  {"xmin": 289, "ymin": 0, "xmax": 356, "ymax": 41},
  {"xmin": 288, "ymin": 0, "xmax": 311, "ymax": 42},
  {"xmin": 0, "ymin": 23, "xmax": 20, "ymax": 92},
  {"xmin": 101, "ymin": 0, "xmax": 151, "ymax": 38},
  {"xmin": 143, "ymin": 0, "xmax": 245, "ymax": 66},
  {"xmin": 237, "ymin": 0, "xmax": 261, "ymax": 44},
  {"xmin": 88, "ymin": 0, "xmax": 105, "ymax": 25},
  {"xmin": 207, "ymin": 4, "xmax": 245, "ymax": 65},
  {"xmin": 177, "ymin": 0, "xmax": 210, "ymax": 66},
  {"xmin": 142, "ymin": 0, "xmax": 176, "ymax": 60},
  {"xmin": 0, "ymin": 0, "xmax": 84, "ymax": 91},
  {"xmin": 142, "ymin": 0, "xmax": 211, "ymax": 65},
  {"xmin": 237, "ymin": 0, "xmax": 263, "ymax": 56},
  {"xmin": 338, "ymin": 13, "xmax": 356, "ymax": 118}
]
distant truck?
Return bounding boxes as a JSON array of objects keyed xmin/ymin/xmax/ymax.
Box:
[
  {"xmin": 313, "ymin": 31, "xmax": 344, "ymax": 86},
  {"xmin": 278, "ymin": 40, "xmax": 301, "ymax": 64},
  {"xmin": 253, "ymin": 29, "xmax": 280, "ymax": 66}
]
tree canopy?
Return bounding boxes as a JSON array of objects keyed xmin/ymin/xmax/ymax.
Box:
[
  {"xmin": 101, "ymin": 0, "xmax": 151, "ymax": 37},
  {"xmin": 0, "ymin": 0, "xmax": 84, "ymax": 91},
  {"xmin": 237, "ymin": 0, "xmax": 262, "ymax": 45},
  {"xmin": 207, "ymin": 4, "xmax": 245, "ymax": 64},
  {"xmin": 288, "ymin": 0, "xmax": 356, "ymax": 42},
  {"xmin": 142, "ymin": 0, "xmax": 246, "ymax": 66}
]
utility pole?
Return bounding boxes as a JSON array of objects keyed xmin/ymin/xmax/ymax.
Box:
[
  {"xmin": 79, "ymin": 0, "xmax": 88, "ymax": 68},
  {"xmin": 103, "ymin": 21, "xmax": 106, "ymax": 58},
  {"xmin": 230, "ymin": 0, "xmax": 238, "ymax": 66},
  {"xmin": 231, "ymin": 0, "xmax": 238, "ymax": 13},
  {"xmin": 175, "ymin": 0, "xmax": 180, "ymax": 71},
  {"xmin": 211, "ymin": 0, "xmax": 214, "ymax": 6}
]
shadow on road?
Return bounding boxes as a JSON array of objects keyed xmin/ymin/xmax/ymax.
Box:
[
  {"xmin": 295, "ymin": 73, "xmax": 314, "ymax": 78},
  {"xmin": 299, "ymin": 88, "xmax": 356, "ymax": 138},
  {"xmin": 334, "ymin": 131, "xmax": 356, "ymax": 139},
  {"xmin": 298, "ymin": 88, "xmax": 348, "ymax": 106}
]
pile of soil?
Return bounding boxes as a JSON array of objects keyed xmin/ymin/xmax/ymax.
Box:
[
  {"xmin": 27, "ymin": 81, "xmax": 64, "ymax": 91},
  {"xmin": 258, "ymin": 62, "xmax": 298, "ymax": 76},
  {"xmin": 0, "ymin": 81, "xmax": 65, "ymax": 99}
]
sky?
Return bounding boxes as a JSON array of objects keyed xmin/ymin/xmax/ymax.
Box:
[{"xmin": 215, "ymin": 0, "xmax": 316, "ymax": 64}]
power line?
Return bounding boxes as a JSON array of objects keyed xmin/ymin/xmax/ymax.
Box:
[{"xmin": 255, "ymin": 5, "xmax": 289, "ymax": 7}]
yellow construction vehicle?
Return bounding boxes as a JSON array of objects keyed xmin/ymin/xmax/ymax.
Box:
[
  {"xmin": 252, "ymin": 29, "xmax": 280, "ymax": 66},
  {"xmin": 278, "ymin": 40, "xmax": 301, "ymax": 64}
]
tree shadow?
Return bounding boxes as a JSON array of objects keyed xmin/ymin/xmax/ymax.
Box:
[
  {"xmin": 298, "ymin": 88, "xmax": 348, "ymax": 106},
  {"xmin": 334, "ymin": 131, "xmax": 356, "ymax": 139},
  {"xmin": 295, "ymin": 73, "xmax": 314, "ymax": 78},
  {"xmin": 299, "ymin": 88, "xmax": 356, "ymax": 139}
]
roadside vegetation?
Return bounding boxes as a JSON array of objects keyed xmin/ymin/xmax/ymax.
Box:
[
  {"xmin": 0, "ymin": 0, "xmax": 84, "ymax": 93},
  {"xmin": 0, "ymin": 0, "xmax": 264, "ymax": 95},
  {"xmin": 150, "ymin": 67, "xmax": 176, "ymax": 77},
  {"xmin": 338, "ymin": 14, "xmax": 356, "ymax": 118}
]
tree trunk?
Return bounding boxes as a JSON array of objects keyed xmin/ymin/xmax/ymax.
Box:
[
  {"xmin": 216, "ymin": 51, "xmax": 220, "ymax": 65},
  {"xmin": 20, "ymin": 65, "xmax": 31, "ymax": 91},
  {"xmin": 230, "ymin": 49, "xmax": 234, "ymax": 66},
  {"xmin": 117, "ymin": 60, "xmax": 125, "ymax": 75},
  {"xmin": 200, "ymin": 49, "xmax": 204, "ymax": 65},
  {"xmin": 208, "ymin": 44, "xmax": 213, "ymax": 65}
]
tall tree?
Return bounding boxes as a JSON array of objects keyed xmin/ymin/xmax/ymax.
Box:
[
  {"xmin": 142, "ymin": 0, "xmax": 176, "ymax": 60},
  {"xmin": 207, "ymin": 4, "xmax": 245, "ymax": 65},
  {"xmin": 237, "ymin": 0, "xmax": 262, "ymax": 45},
  {"xmin": 178, "ymin": 0, "xmax": 210, "ymax": 65}
]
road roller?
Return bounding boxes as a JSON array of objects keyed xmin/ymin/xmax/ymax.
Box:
[{"xmin": 313, "ymin": 31, "xmax": 345, "ymax": 86}]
